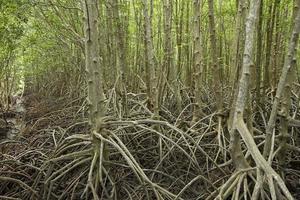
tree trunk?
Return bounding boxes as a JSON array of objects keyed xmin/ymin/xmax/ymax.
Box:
[
  {"xmin": 192, "ymin": 0, "xmax": 203, "ymax": 122},
  {"xmin": 83, "ymin": 0, "xmax": 105, "ymax": 127},
  {"xmin": 264, "ymin": 0, "xmax": 300, "ymax": 159},
  {"xmin": 255, "ymin": 0, "xmax": 263, "ymax": 106},
  {"xmin": 111, "ymin": 0, "xmax": 128, "ymax": 116},
  {"xmin": 142, "ymin": 0, "xmax": 159, "ymax": 117}
]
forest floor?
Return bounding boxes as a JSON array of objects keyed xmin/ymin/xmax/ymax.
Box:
[{"xmin": 0, "ymin": 92, "xmax": 300, "ymax": 199}]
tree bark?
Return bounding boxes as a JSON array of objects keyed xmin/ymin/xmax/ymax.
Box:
[
  {"xmin": 192, "ymin": 0, "xmax": 203, "ymax": 122},
  {"xmin": 142, "ymin": 0, "xmax": 159, "ymax": 116},
  {"xmin": 83, "ymin": 0, "xmax": 105, "ymax": 126}
]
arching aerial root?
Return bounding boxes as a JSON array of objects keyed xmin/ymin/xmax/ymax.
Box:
[
  {"xmin": 211, "ymin": 167, "xmax": 291, "ymax": 200},
  {"xmin": 212, "ymin": 117, "xmax": 294, "ymax": 200},
  {"xmin": 41, "ymin": 128, "xmax": 182, "ymax": 200}
]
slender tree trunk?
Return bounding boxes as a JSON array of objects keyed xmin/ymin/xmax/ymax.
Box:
[
  {"xmin": 105, "ymin": 1, "xmax": 117, "ymax": 89},
  {"xmin": 278, "ymin": 58, "xmax": 296, "ymax": 178},
  {"xmin": 82, "ymin": 1, "xmax": 108, "ymax": 192},
  {"xmin": 163, "ymin": 0, "xmax": 182, "ymax": 111},
  {"xmin": 208, "ymin": 0, "xmax": 226, "ymax": 159},
  {"xmin": 176, "ymin": 0, "xmax": 184, "ymax": 83},
  {"xmin": 264, "ymin": 0, "xmax": 300, "ymax": 159},
  {"xmin": 142, "ymin": 0, "xmax": 159, "ymax": 117},
  {"xmin": 255, "ymin": 0, "xmax": 263, "ymax": 106},
  {"xmin": 111, "ymin": 0, "xmax": 128, "ymax": 115},
  {"xmin": 230, "ymin": 0, "xmax": 246, "ymax": 86},
  {"xmin": 264, "ymin": 0, "xmax": 279, "ymax": 95},
  {"xmin": 184, "ymin": 2, "xmax": 192, "ymax": 89},
  {"xmin": 228, "ymin": 0, "xmax": 246, "ymax": 129},
  {"xmin": 208, "ymin": 0, "xmax": 223, "ymax": 122},
  {"xmin": 271, "ymin": 3, "xmax": 281, "ymax": 92},
  {"xmin": 192, "ymin": 0, "xmax": 203, "ymax": 122},
  {"xmin": 83, "ymin": 0, "xmax": 105, "ymax": 127}
]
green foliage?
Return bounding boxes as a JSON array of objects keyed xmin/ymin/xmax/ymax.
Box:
[
  {"xmin": 0, "ymin": 0, "xmax": 28, "ymax": 51},
  {"xmin": 0, "ymin": 0, "xmax": 29, "ymax": 99}
]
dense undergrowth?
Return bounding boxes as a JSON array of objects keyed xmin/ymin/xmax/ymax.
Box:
[{"xmin": 0, "ymin": 87, "xmax": 299, "ymax": 200}]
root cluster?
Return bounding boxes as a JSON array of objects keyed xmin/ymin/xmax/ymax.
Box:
[{"xmin": 0, "ymin": 91, "xmax": 299, "ymax": 200}]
